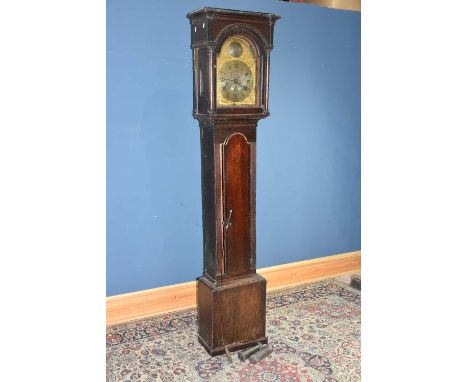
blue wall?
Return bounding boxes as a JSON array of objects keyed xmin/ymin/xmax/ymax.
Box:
[{"xmin": 107, "ymin": 0, "xmax": 360, "ymax": 296}]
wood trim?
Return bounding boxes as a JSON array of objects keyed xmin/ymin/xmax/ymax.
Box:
[
  {"xmin": 289, "ymin": 0, "xmax": 361, "ymax": 12},
  {"xmin": 106, "ymin": 250, "xmax": 361, "ymax": 326},
  {"xmin": 259, "ymin": 251, "xmax": 361, "ymax": 291}
]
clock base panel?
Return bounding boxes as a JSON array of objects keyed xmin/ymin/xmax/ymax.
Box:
[{"xmin": 197, "ymin": 274, "xmax": 267, "ymax": 356}]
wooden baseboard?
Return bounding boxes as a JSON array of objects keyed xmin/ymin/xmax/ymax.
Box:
[
  {"xmin": 106, "ymin": 250, "xmax": 360, "ymax": 326},
  {"xmin": 295, "ymin": 0, "xmax": 361, "ymax": 12}
]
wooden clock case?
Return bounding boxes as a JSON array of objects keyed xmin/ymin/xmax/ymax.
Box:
[{"xmin": 187, "ymin": 7, "xmax": 280, "ymax": 356}]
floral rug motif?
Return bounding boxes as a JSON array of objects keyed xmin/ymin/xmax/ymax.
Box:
[{"xmin": 107, "ymin": 278, "xmax": 360, "ymax": 382}]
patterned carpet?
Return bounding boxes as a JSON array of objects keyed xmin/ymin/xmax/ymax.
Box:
[{"xmin": 106, "ymin": 278, "xmax": 361, "ymax": 382}]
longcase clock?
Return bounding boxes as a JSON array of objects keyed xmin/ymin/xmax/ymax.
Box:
[{"xmin": 187, "ymin": 7, "xmax": 280, "ymax": 356}]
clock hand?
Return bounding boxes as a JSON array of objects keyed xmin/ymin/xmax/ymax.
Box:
[{"xmin": 222, "ymin": 78, "xmax": 248, "ymax": 90}]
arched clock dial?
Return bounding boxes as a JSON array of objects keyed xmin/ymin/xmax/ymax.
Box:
[
  {"xmin": 216, "ymin": 36, "xmax": 257, "ymax": 106},
  {"xmin": 219, "ymin": 60, "xmax": 254, "ymax": 102}
]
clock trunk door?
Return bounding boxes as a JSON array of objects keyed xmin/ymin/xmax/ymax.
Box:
[{"xmin": 223, "ymin": 134, "xmax": 251, "ymax": 277}]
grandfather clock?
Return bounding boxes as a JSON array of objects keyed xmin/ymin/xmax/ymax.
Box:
[{"xmin": 187, "ymin": 7, "xmax": 280, "ymax": 356}]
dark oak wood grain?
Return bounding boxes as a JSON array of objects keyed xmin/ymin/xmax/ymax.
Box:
[
  {"xmin": 224, "ymin": 133, "xmax": 251, "ymax": 277},
  {"xmin": 188, "ymin": 7, "xmax": 280, "ymax": 356}
]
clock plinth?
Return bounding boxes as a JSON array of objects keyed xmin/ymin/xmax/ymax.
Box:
[
  {"xmin": 197, "ymin": 274, "xmax": 268, "ymax": 356},
  {"xmin": 187, "ymin": 7, "xmax": 280, "ymax": 356}
]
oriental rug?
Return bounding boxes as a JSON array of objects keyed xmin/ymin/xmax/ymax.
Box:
[{"xmin": 106, "ymin": 278, "xmax": 360, "ymax": 382}]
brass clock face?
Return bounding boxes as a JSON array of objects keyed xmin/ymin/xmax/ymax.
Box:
[
  {"xmin": 219, "ymin": 61, "xmax": 254, "ymax": 102},
  {"xmin": 216, "ymin": 37, "xmax": 257, "ymax": 107}
]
